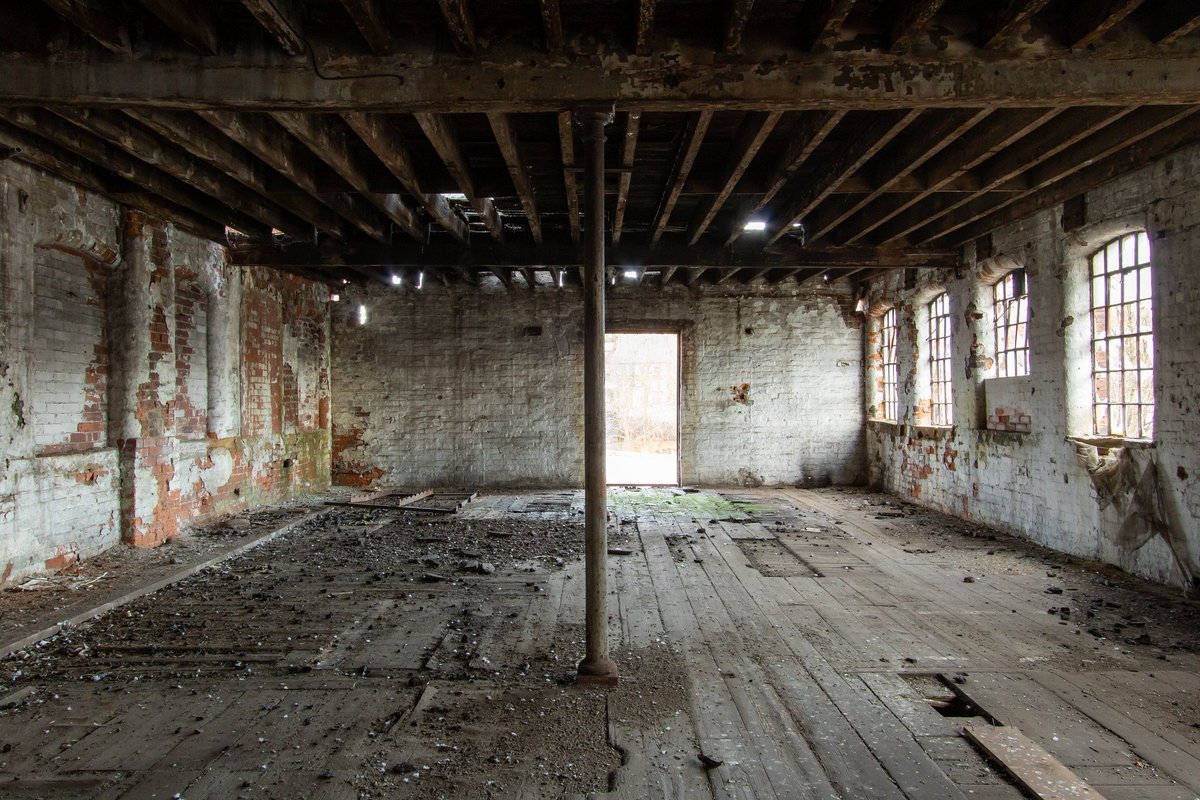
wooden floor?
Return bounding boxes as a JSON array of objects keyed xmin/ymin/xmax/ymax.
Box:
[{"xmin": 1, "ymin": 487, "xmax": 1199, "ymax": 799}]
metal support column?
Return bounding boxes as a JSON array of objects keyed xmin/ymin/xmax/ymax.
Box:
[{"xmin": 576, "ymin": 107, "xmax": 618, "ymax": 686}]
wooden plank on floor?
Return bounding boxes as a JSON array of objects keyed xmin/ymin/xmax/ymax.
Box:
[{"xmin": 963, "ymin": 723, "xmax": 1109, "ymax": 800}]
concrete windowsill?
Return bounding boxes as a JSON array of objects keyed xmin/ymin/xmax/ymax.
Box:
[
  {"xmin": 911, "ymin": 425, "xmax": 952, "ymax": 439},
  {"xmin": 1067, "ymin": 435, "xmax": 1156, "ymax": 450}
]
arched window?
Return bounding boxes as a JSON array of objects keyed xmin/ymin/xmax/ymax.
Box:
[
  {"xmin": 993, "ymin": 269, "xmax": 1029, "ymax": 378},
  {"xmin": 928, "ymin": 293, "xmax": 952, "ymax": 426},
  {"xmin": 1090, "ymin": 232, "xmax": 1153, "ymax": 439}
]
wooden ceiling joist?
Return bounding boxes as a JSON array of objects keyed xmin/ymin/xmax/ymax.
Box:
[
  {"xmin": 135, "ymin": 0, "xmax": 220, "ymax": 55},
  {"xmin": 52, "ymin": 107, "xmax": 311, "ymax": 239},
  {"xmin": 976, "ymin": 0, "xmax": 1052, "ymax": 49},
  {"xmin": 891, "ymin": 0, "xmax": 949, "ymax": 50},
  {"xmin": 798, "ymin": 0, "xmax": 858, "ymax": 52},
  {"xmin": 39, "ymin": 0, "xmax": 130, "ymax": 53},
  {"xmin": 415, "ymin": 113, "xmax": 503, "ymax": 241},
  {"xmin": 1068, "ymin": 0, "xmax": 1147, "ymax": 49},
  {"xmin": 1156, "ymin": 12, "xmax": 1200, "ymax": 46},
  {"xmin": 687, "ymin": 111, "xmax": 782, "ymax": 245},
  {"xmin": 126, "ymin": 109, "xmax": 348, "ymax": 240},
  {"xmin": 723, "ymin": 0, "xmax": 756, "ymax": 52},
  {"xmin": 240, "ymin": 0, "xmax": 306, "ymax": 55},
  {"xmin": 539, "ymin": 0, "xmax": 564, "ymax": 53},
  {"xmin": 764, "ymin": 109, "xmax": 922, "ymax": 245},
  {"xmin": 342, "ymin": 112, "xmax": 469, "ymax": 242},
  {"xmin": 199, "ymin": 109, "xmax": 391, "ymax": 242},
  {"xmin": 487, "ymin": 113, "xmax": 543, "ymax": 244},
  {"xmin": 612, "ymin": 111, "xmax": 641, "ymax": 244},
  {"xmin": 338, "ymin": 0, "xmax": 392, "ymax": 54},
  {"xmin": 556, "ymin": 111, "xmax": 580, "ymax": 243},
  {"xmin": 650, "ymin": 110, "xmax": 712, "ymax": 246},
  {"xmin": 0, "ymin": 107, "xmax": 272, "ymax": 238},
  {"xmin": 636, "ymin": 0, "xmax": 657, "ymax": 56},
  {"xmin": 436, "ymin": 0, "xmax": 477, "ymax": 55}
]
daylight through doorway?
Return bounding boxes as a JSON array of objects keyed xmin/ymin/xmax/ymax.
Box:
[{"xmin": 605, "ymin": 333, "xmax": 680, "ymax": 485}]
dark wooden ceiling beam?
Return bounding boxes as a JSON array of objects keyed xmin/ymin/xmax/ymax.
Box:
[
  {"xmin": 540, "ymin": 0, "xmax": 563, "ymax": 52},
  {"xmin": 38, "ymin": 0, "xmax": 130, "ymax": 53},
  {"xmin": 199, "ymin": 109, "xmax": 391, "ymax": 242},
  {"xmin": 687, "ymin": 110, "xmax": 782, "ymax": 245},
  {"xmin": 135, "ymin": 0, "xmax": 220, "ymax": 54},
  {"xmin": 798, "ymin": 0, "xmax": 857, "ymax": 52},
  {"xmin": 636, "ymin": 0, "xmax": 657, "ymax": 55},
  {"xmin": 764, "ymin": 109, "xmax": 922, "ymax": 245},
  {"xmin": 0, "ymin": 107, "xmax": 272, "ymax": 238},
  {"xmin": 125, "ymin": 109, "xmax": 348, "ymax": 239},
  {"xmin": 271, "ymin": 111, "xmax": 422, "ymax": 241},
  {"xmin": 804, "ymin": 108, "xmax": 992, "ymax": 243},
  {"xmin": 612, "ymin": 111, "xmax": 641, "ymax": 244},
  {"xmin": 722, "ymin": 0, "xmax": 756, "ymax": 52},
  {"xmin": 1155, "ymin": 11, "xmax": 1200, "ymax": 45},
  {"xmin": 890, "ymin": 0, "xmax": 948, "ymax": 50},
  {"xmin": 650, "ymin": 110, "xmax": 712, "ymax": 246},
  {"xmin": 951, "ymin": 111, "xmax": 1200, "ymax": 245},
  {"xmin": 1067, "ymin": 0, "xmax": 1146, "ymax": 49},
  {"xmin": 240, "ymin": 0, "xmax": 306, "ymax": 55},
  {"xmin": 436, "ymin": 0, "xmax": 476, "ymax": 54},
  {"xmin": 727, "ymin": 109, "xmax": 844, "ymax": 245},
  {"xmin": 228, "ymin": 237, "xmax": 956, "ymax": 271},
  {"xmin": 338, "ymin": 0, "xmax": 391, "ymax": 54},
  {"xmin": 415, "ymin": 113, "xmax": 503, "ymax": 241},
  {"xmin": 916, "ymin": 105, "xmax": 1200, "ymax": 244},
  {"xmin": 557, "ymin": 111, "xmax": 580, "ymax": 243},
  {"xmin": 486, "ymin": 112, "xmax": 543, "ymax": 244},
  {"xmin": 873, "ymin": 106, "xmax": 1131, "ymax": 243},
  {"xmin": 52, "ymin": 107, "xmax": 311, "ymax": 239},
  {"xmin": 342, "ymin": 112, "xmax": 469, "ymax": 242},
  {"xmin": 976, "ymin": 0, "xmax": 1052, "ymax": 48},
  {"xmin": 7, "ymin": 54, "xmax": 1200, "ymax": 110},
  {"xmin": 838, "ymin": 107, "xmax": 1062, "ymax": 244}
]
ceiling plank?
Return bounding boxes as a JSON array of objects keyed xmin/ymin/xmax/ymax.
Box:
[
  {"xmin": 338, "ymin": 0, "xmax": 392, "ymax": 54},
  {"xmin": 1067, "ymin": 0, "xmax": 1146, "ymax": 49},
  {"xmin": 135, "ymin": 0, "xmax": 220, "ymax": 54},
  {"xmin": 611, "ymin": 111, "xmax": 641, "ymax": 244},
  {"xmin": 650, "ymin": 110, "xmax": 712, "ymax": 246},
  {"xmin": 722, "ymin": 0, "xmax": 756, "ymax": 52},
  {"xmin": 53, "ymin": 107, "xmax": 310, "ymax": 239},
  {"xmin": 873, "ymin": 106, "xmax": 1132, "ymax": 243},
  {"xmin": 839, "ymin": 107, "xmax": 1062, "ymax": 244},
  {"xmin": 415, "ymin": 112, "xmax": 503, "ymax": 241},
  {"xmin": 272, "ymin": 111, "xmax": 422, "ymax": 241},
  {"xmin": 798, "ymin": 0, "xmax": 857, "ymax": 52},
  {"xmin": 804, "ymin": 108, "xmax": 992, "ymax": 243},
  {"xmin": 343, "ymin": 112, "xmax": 469, "ymax": 242},
  {"xmin": 951, "ymin": 111, "xmax": 1200, "ymax": 244},
  {"xmin": 764, "ymin": 109, "xmax": 922, "ymax": 245},
  {"xmin": 487, "ymin": 112, "xmax": 543, "ymax": 244},
  {"xmin": 976, "ymin": 0, "xmax": 1052, "ymax": 48},
  {"xmin": 539, "ymin": 0, "xmax": 563, "ymax": 52},
  {"xmin": 658, "ymin": 266, "xmax": 678, "ymax": 287},
  {"xmin": 636, "ymin": 0, "xmax": 657, "ymax": 55},
  {"xmin": 126, "ymin": 109, "xmax": 348, "ymax": 240},
  {"xmin": 7, "ymin": 54, "xmax": 1200, "ymax": 110},
  {"xmin": 200, "ymin": 109, "xmax": 391, "ymax": 242},
  {"xmin": 229, "ymin": 237, "xmax": 956, "ymax": 271},
  {"xmin": 557, "ymin": 111, "xmax": 580, "ymax": 243},
  {"xmin": 727, "ymin": 109, "xmax": 844, "ymax": 245},
  {"xmin": 240, "ymin": 0, "xmax": 306, "ymax": 55},
  {"xmin": 491, "ymin": 267, "xmax": 513, "ymax": 289},
  {"xmin": 0, "ymin": 107, "xmax": 272, "ymax": 238},
  {"xmin": 890, "ymin": 0, "xmax": 948, "ymax": 50},
  {"xmin": 917, "ymin": 105, "xmax": 1200, "ymax": 244},
  {"xmin": 38, "ymin": 0, "xmax": 129, "ymax": 53},
  {"xmin": 687, "ymin": 110, "xmax": 782, "ymax": 245},
  {"xmin": 436, "ymin": 0, "xmax": 476, "ymax": 54}
]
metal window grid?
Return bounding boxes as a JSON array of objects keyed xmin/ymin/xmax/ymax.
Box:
[
  {"xmin": 993, "ymin": 271, "xmax": 1029, "ymax": 378},
  {"xmin": 880, "ymin": 307, "xmax": 899, "ymax": 421},
  {"xmin": 929, "ymin": 293, "xmax": 952, "ymax": 426},
  {"xmin": 1090, "ymin": 231, "xmax": 1154, "ymax": 439}
]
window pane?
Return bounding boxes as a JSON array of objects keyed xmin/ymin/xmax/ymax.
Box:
[{"xmin": 1090, "ymin": 234, "xmax": 1155, "ymax": 438}]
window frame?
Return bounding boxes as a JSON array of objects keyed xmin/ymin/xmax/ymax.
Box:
[
  {"xmin": 1089, "ymin": 231, "xmax": 1154, "ymax": 440},
  {"xmin": 992, "ymin": 269, "xmax": 1030, "ymax": 378},
  {"xmin": 928, "ymin": 293, "xmax": 952, "ymax": 427},
  {"xmin": 879, "ymin": 307, "xmax": 899, "ymax": 422}
]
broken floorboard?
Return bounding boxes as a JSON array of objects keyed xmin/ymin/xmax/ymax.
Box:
[{"xmin": 0, "ymin": 488, "xmax": 1198, "ymax": 798}]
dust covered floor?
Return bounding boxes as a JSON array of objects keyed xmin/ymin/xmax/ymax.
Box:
[{"xmin": 2, "ymin": 488, "xmax": 1200, "ymax": 799}]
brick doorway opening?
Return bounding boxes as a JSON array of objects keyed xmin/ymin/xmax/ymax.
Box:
[{"xmin": 604, "ymin": 332, "xmax": 680, "ymax": 486}]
